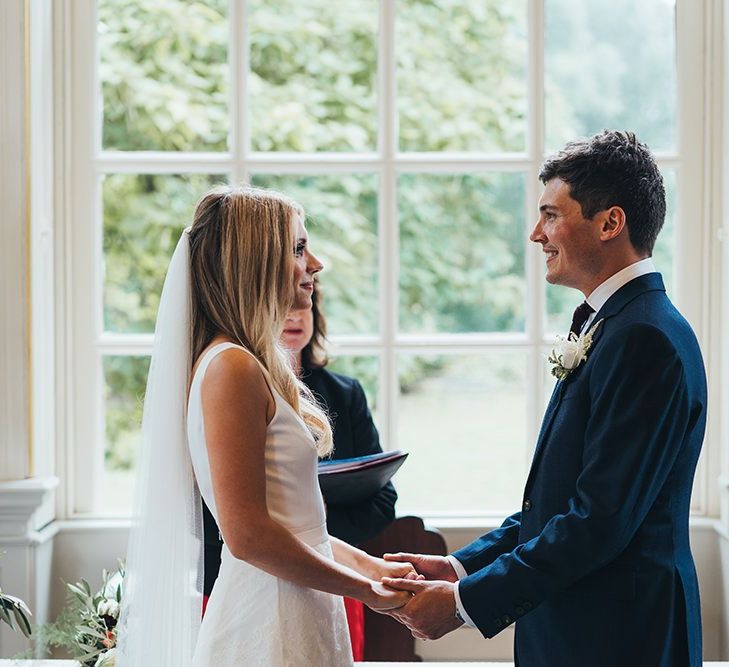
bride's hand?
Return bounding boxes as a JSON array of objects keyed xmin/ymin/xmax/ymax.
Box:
[
  {"xmin": 365, "ymin": 580, "xmax": 412, "ymax": 612},
  {"xmin": 363, "ymin": 555, "xmax": 423, "ymax": 582}
]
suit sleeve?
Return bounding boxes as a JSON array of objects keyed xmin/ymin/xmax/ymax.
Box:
[
  {"xmin": 325, "ymin": 379, "xmax": 397, "ymax": 545},
  {"xmin": 459, "ymin": 323, "xmax": 692, "ymax": 637},
  {"xmin": 450, "ymin": 511, "xmax": 522, "ymax": 574}
]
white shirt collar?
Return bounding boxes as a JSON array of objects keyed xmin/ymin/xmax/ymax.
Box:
[{"xmin": 585, "ymin": 257, "xmax": 657, "ymax": 317}]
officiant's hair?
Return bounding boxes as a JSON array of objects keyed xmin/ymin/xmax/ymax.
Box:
[
  {"xmin": 188, "ymin": 185, "xmax": 333, "ymax": 455},
  {"xmin": 539, "ymin": 130, "xmax": 666, "ymax": 255}
]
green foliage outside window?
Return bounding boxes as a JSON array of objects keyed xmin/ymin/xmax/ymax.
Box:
[{"xmin": 99, "ymin": 0, "xmax": 229, "ymax": 151}]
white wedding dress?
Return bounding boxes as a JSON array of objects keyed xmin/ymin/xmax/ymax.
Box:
[{"xmin": 187, "ymin": 342, "xmax": 353, "ymax": 666}]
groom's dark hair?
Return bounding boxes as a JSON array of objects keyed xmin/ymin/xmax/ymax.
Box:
[{"xmin": 539, "ymin": 130, "xmax": 666, "ymax": 255}]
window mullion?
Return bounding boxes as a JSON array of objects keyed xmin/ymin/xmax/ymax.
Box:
[
  {"xmin": 231, "ymin": 0, "xmax": 248, "ymax": 184},
  {"xmin": 525, "ymin": 0, "xmax": 546, "ymax": 462},
  {"xmin": 676, "ymin": 0, "xmax": 709, "ymax": 515},
  {"xmin": 71, "ymin": 0, "xmax": 103, "ymax": 514},
  {"xmin": 95, "ymin": 153, "xmax": 233, "ymax": 174},
  {"xmin": 378, "ymin": 0, "xmax": 398, "ymax": 453}
]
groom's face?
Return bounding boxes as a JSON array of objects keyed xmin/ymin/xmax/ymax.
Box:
[{"xmin": 531, "ymin": 178, "xmax": 602, "ymax": 294}]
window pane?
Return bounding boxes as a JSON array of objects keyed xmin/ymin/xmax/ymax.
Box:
[
  {"xmin": 545, "ymin": 0, "xmax": 676, "ymax": 153},
  {"xmin": 324, "ymin": 355, "xmax": 380, "ymax": 426},
  {"xmin": 399, "ymin": 173, "xmax": 526, "ymax": 334},
  {"xmin": 252, "ymin": 175, "xmax": 378, "ymax": 335},
  {"xmin": 103, "ymin": 355, "xmax": 149, "ymax": 514},
  {"xmin": 653, "ymin": 169, "xmax": 676, "ymax": 296},
  {"xmin": 545, "ymin": 272, "xmax": 578, "ymax": 336},
  {"xmin": 397, "ymin": 0, "xmax": 527, "ymax": 152},
  {"xmin": 396, "ymin": 353, "xmax": 528, "ymax": 514},
  {"xmin": 544, "ymin": 168, "xmax": 677, "ymax": 334},
  {"xmin": 543, "ymin": 348, "xmax": 559, "ymax": 411},
  {"xmin": 103, "ymin": 173, "xmax": 224, "ymax": 333},
  {"xmin": 99, "ymin": 0, "xmax": 229, "ymax": 151},
  {"xmin": 249, "ymin": 0, "xmax": 377, "ymax": 152}
]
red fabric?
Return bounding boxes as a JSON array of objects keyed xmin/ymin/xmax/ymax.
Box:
[
  {"xmin": 343, "ymin": 596, "xmax": 365, "ymax": 661},
  {"xmin": 202, "ymin": 594, "xmax": 209, "ymax": 618}
]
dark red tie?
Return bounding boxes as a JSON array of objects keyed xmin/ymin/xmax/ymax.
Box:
[{"xmin": 569, "ymin": 301, "xmax": 595, "ymax": 337}]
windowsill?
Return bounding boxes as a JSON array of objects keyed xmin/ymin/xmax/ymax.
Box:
[{"xmin": 53, "ymin": 513, "xmax": 721, "ymax": 534}]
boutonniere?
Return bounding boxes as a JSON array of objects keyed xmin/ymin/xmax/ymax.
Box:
[{"xmin": 548, "ymin": 319, "xmax": 603, "ymax": 381}]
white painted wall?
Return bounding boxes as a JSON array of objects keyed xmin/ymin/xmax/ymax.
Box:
[{"xmin": 0, "ymin": 0, "xmax": 31, "ymax": 483}]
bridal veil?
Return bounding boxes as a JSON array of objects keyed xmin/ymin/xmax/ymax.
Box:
[{"xmin": 116, "ymin": 229, "xmax": 202, "ymax": 665}]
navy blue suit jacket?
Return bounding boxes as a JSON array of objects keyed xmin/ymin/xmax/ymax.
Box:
[{"xmin": 452, "ymin": 274, "xmax": 707, "ymax": 667}]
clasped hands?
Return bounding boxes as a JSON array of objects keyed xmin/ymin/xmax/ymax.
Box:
[{"xmin": 370, "ymin": 552, "xmax": 464, "ymax": 640}]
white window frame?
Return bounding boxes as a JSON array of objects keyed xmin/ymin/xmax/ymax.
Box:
[{"xmin": 57, "ymin": 0, "xmax": 718, "ymax": 521}]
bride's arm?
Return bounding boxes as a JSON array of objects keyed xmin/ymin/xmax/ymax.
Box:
[
  {"xmin": 329, "ymin": 536, "xmax": 421, "ymax": 581},
  {"xmin": 202, "ymin": 349, "xmax": 409, "ymax": 611}
]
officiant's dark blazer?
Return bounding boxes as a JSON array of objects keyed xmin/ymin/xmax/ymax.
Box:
[
  {"xmin": 302, "ymin": 367, "xmax": 397, "ymax": 544},
  {"xmin": 202, "ymin": 367, "xmax": 396, "ymax": 596},
  {"xmin": 453, "ymin": 273, "xmax": 706, "ymax": 667}
]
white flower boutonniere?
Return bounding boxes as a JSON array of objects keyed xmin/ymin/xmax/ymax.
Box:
[{"xmin": 548, "ymin": 319, "xmax": 603, "ymax": 381}]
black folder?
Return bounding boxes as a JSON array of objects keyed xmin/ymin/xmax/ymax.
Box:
[{"xmin": 318, "ymin": 450, "xmax": 408, "ymax": 505}]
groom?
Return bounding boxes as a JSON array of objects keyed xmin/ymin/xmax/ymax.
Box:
[{"xmin": 383, "ymin": 130, "xmax": 707, "ymax": 666}]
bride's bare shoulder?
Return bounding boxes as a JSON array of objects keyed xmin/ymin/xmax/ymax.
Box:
[{"xmin": 199, "ymin": 342, "xmax": 275, "ymax": 421}]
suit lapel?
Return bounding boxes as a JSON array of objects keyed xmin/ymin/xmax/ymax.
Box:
[{"xmin": 524, "ymin": 272, "xmax": 667, "ymax": 490}]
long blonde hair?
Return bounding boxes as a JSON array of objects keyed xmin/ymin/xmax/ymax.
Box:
[{"xmin": 189, "ymin": 185, "xmax": 333, "ymax": 455}]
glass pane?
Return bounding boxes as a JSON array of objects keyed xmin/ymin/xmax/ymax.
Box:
[
  {"xmin": 252, "ymin": 175, "xmax": 378, "ymax": 335},
  {"xmin": 249, "ymin": 0, "xmax": 377, "ymax": 152},
  {"xmin": 544, "ymin": 168, "xmax": 677, "ymax": 334},
  {"xmin": 324, "ymin": 355, "xmax": 380, "ymax": 426},
  {"xmin": 399, "ymin": 173, "xmax": 526, "ymax": 334},
  {"xmin": 98, "ymin": 0, "xmax": 229, "ymax": 151},
  {"xmin": 396, "ymin": 353, "xmax": 528, "ymax": 514},
  {"xmin": 653, "ymin": 169, "xmax": 676, "ymax": 296},
  {"xmin": 397, "ymin": 0, "xmax": 527, "ymax": 152},
  {"xmin": 103, "ymin": 173, "xmax": 224, "ymax": 333},
  {"xmin": 103, "ymin": 355, "xmax": 150, "ymax": 514},
  {"xmin": 545, "ymin": 0, "xmax": 676, "ymax": 153},
  {"xmin": 543, "ymin": 348, "xmax": 559, "ymax": 411},
  {"xmin": 545, "ymin": 283, "xmax": 572, "ymax": 338}
]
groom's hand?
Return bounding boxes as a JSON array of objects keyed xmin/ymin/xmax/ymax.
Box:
[
  {"xmin": 383, "ymin": 552, "xmax": 458, "ymax": 583},
  {"xmin": 380, "ymin": 578, "xmax": 463, "ymax": 640}
]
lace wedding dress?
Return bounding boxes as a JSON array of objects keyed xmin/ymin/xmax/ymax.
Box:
[{"xmin": 187, "ymin": 342, "xmax": 353, "ymax": 666}]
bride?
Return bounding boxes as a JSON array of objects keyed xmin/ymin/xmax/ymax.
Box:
[{"xmin": 117, "ymin": 186, "xmax": 413, "ymax": 666}]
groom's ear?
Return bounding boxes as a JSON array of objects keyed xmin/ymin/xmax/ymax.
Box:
[{"xmin": 598, "ymin": 206, "xmax": 626, "ymax": 242}]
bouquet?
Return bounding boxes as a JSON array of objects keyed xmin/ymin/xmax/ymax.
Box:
[{"xmin": 37, "ymin": 562, "xmax": 124, "ymax": 667}]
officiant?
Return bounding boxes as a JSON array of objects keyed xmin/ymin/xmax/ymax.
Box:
[
  {"xmin": 284, "ymin": 283, "xmax": 398, "ymax": 545},
  {"xmin": 202, "ymin": 281, "xmax": 397, "ymax": 660}
]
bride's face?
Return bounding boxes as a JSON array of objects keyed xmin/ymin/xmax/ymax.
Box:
[{"xmin": 291, "ymin": 213, "xmax": 323, "ymax": 310}]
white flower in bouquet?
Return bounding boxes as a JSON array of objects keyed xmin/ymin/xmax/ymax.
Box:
[
  {"xmin": 35, "ymin": 562, "xmax": 125, "ymax": 666},
  {"xmin": 97, "ymin": 599, "xmax": 120, "ymax": 619},
  {"xmin": 102, "ymin": 571, "xmax": 124, "ymax": 600},
  {"xmin": 95, "ymin": 647, "xmax": 116, "ymax": 667}
]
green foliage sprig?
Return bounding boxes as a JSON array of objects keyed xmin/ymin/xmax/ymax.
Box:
[
  {"xmin": 0, "ymin": 588, "xmax": 32, "ymax": 637},
  {"xmin": 35, "ymin": 563, "xmax": 124, "ymax": 667}
]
